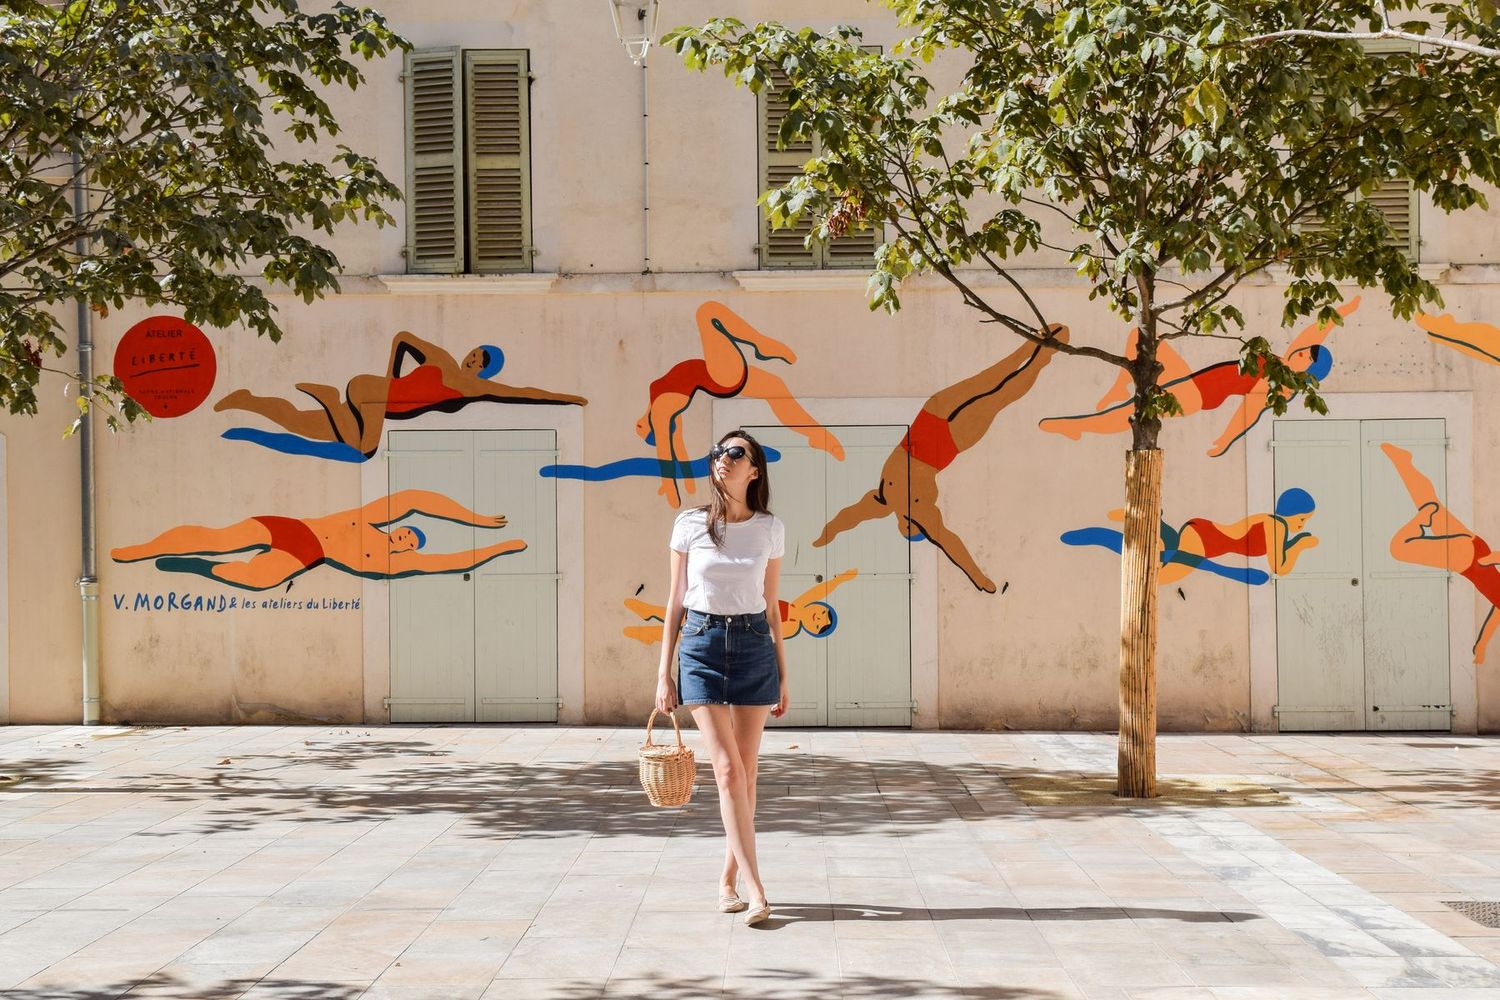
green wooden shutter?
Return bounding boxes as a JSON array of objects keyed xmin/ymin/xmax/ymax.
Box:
[
  {"xmin": 758, "ymin": 67, "xmax": 819, "ymax": 268},
  {"xmin": 466, "ymin": 50, "xmax": 532, "ymax": 274},
  {"xmin": 404, "ymin": 48, "xmax": 464, "ymax": 273},
  {"xmin": 1303, "ymin": 41, "xmax": 1419, "ymax": 259}
]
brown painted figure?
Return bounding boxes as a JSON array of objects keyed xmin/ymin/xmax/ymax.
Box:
[
  {"xmin": 217, "ymin": 331, "xmax": 586, "ymax": 458},
  {"xmin": 814, "ymin": 328, "xmax": 1069, "ymax": 592}
]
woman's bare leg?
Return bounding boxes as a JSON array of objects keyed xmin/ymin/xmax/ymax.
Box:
[
  {"xmin": 742, "ymin": 369, "xmax": 844, "ymax": 459},
  {"xmin": 208, "ymin": 550, "xmax": 306, "ymax": 590},
  {"xmin": 1381, "ymin": 442, "xmax": 1440, "ymax": 508},
  {"xmin": 112, "ymin": 520, "xmax": 269, "ymax": 563},
  {"xmin": 213, "ymin": 390, "xmax": 339, "ymax": 442},
  {"xmin": 698, "ymin": 302, "xmax": 796, "ymax": 370},
  {"xmin": 691, "ymin": 705, "xmax": 767, "ymax": 906},
  {"xmin": 721, "ymin": 705, "xmax": 771, "ymax": 898}
]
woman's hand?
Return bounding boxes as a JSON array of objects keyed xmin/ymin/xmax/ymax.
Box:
[
  {"xmin": 771, "ymin": 684, "xmax": 789, "ymax": 719},
  {"xmin": 655, "ymin": 675, "xmax": 679, "ymax": 714}
]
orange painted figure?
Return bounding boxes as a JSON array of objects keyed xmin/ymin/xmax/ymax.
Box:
[
  {"xmin": 814, "ymin": 330, "xmax": 1069, "ymax": 593},
  {"xmin": 217, "ymin": 331, "xmax": 586, "ymax": 459},
  {"xmin": 1040, "ymin": 299, "xmax": 1360, "ymax": 457},
  {"xmin": 1381, "ymin": 442, "xmax": 1500, "ymax": 664},
  {"xmin": 1417, "ymin": 313, "xmax": 1500, "ymax": 368},
  {"xmin": 636, "ymin": 302, "xmax": 844, "ymax": 508},
  {"xmin": 624, "ymin": 569, "xmax": 858, "ymax": 644},
  {"xmin": 111, "ymin": 490, "xmax": 526, "ymax": 591}
]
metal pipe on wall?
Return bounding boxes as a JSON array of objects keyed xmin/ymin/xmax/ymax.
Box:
[
  {"xmin": 73, "ymin": 153, "xmax": 100, "ymax": 725},
  {"xmin": 641, "ymin": 50, "xmax": 651, "ymax": 274}
]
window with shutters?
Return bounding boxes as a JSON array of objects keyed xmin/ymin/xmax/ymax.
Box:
[
  {"xmin": 756, "ymin": 58, "xmax": 882, "ymax": 270},
  {"xmin": 1302, "ymin": 40, "xmax": 1419, "ymax": 260},
  {"xmin": 404, "ymin": 49, "xmax": 532, "ymax": 274}
]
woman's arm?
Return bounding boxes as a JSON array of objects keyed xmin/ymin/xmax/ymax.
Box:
[
  {"xmin": 764, "ymin": 556, "xmax": 789, "ymax": 718},
  {"xmin": 655, "ymin": 548, "xmax": 689, "ymax": 712}
]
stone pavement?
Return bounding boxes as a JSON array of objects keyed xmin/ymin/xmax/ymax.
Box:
[{"xmin": 1, "ymin": 726, "xmax": 1499, "ymax": 999}]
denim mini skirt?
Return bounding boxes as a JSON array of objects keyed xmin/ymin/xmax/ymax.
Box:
[{"xmin": 677, "ymin": 609, "xmax": 780, "ymax": 706}]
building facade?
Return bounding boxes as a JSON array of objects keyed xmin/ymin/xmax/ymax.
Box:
[{"xmin": 4, "ymin": 1, "xmax": 1499, "ymax": 732}]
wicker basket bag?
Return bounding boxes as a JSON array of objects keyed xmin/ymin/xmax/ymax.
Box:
[{"xmin": 638, "ymin": 708, "xmax": 697, "ymax": 807}]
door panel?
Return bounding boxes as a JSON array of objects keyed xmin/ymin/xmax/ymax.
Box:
[
  {"xmin": 1360, "ymin": 419, "xmax": 1450, "ymax": 731},
  {"xmin": 748, "ymin": 424, "xmax": 911, "ymax": 727},
  {"xmin": 1274, "ymin": 420, "xmax": 1364, "ymax": 731},
  {"xmin": 389, "ymin": 431, "xmax": 476, "ymax": 723},
  {"xmin": 822, "ymin": 427, "xmax": 912, "ymax": 727},
  {"xmin": 748, "ymin": 426, "xmax": 828, "ymax": 727},
  {"xmin": 475, "ymin": 430, "xmax": 559, "ymax": 723}
]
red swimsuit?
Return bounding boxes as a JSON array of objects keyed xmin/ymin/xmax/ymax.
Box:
[
  {"xmin": 385, "ymin": 364, "xmax": 463, "ymax": 415},
  {"xmin": 1183, "ymin": 518, "xmax": 1269, "ymax": 559},
  {"xmin": 649, "ymin": 359, "xmax": 748, "ymax": 403},
  {"xmin": 252, "ymin": 516, "xmax": 326, "ymax": 570},
  {"xmin": 901, "ymin": 410, "xmax": 961, "ymax": 471},
  {"xmin": 1461, "ymin": 536, "xmax": 1500, "ymax": 611}
]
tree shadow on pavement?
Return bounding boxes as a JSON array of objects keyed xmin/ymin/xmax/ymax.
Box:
[
  {"xmin": 0, "ymin": 743, "xmax": 1041, "ymax": 841},
  {"xmin": 0, "ymin": 974, "xmax": 367, "ymax": 999},
  {"xmin": 0, "ymin": 973, "xmax": 1065, "ymax": 999}
]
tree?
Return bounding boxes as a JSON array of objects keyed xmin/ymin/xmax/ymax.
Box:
[
  {"xmin": 0, "ymin": 0, "xmax": 406, "ymax": 426},
  {"xmin": 666, "ymin": 0, "xmax": 1500, "ymax": 796}
]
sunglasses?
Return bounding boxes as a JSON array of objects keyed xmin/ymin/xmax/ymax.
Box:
[{"xmin": 710, "ymin": 444, "xmax": 748, "ymax": 463}]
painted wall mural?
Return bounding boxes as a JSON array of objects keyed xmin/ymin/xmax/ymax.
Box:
[
  {"xmin": 110, "ymin": 490, "xmax": 525, "ymax": 591},
  {"xmin": 634, "ymin": 301, "xmax": 843, "ymax": 508},
  {"xmin": 1040, "ymin": 299, "xmax": 1360, "ymax": 457},
  {"xmin": 1417, "ymin": 313, "xmax": 1500, "ymax": 367},
  {"xmin": 1381, "ymin": 442, "xmax": 1500, "ymax": 664},
  {"xmin": 624, "ymin": 569, "xmax": 859, "ymax": 644},
  {"xmin": 1061, "ymin": 489, "xmax": 1320, "ymax": 587},
  {"xmin": 216, "ymin": 331, "xmax": 587, "ymax": 462},
  {"xmin": 113, "ymin": 315, "xmax": 218, "ymax": 417},
  {"xmin": 816, "ymin": 332, "xmax": 1068, "ymax": 593}
]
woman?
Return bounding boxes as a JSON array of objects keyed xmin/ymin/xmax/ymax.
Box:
[
  {"xmin": 217, "ymin": 331, "xmax": 586, "ymax": 459},
  {"xmin": 654, "ymin": 429, "xmax": 788, "ymax": 927}
]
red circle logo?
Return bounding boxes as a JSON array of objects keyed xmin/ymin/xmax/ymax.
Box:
[{"xmin": 113, "ymin": 316, "xmax": 217, "ymax": 418}]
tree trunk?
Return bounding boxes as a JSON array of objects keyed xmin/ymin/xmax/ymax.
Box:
[{"xmin": 1117, "ymin": 446, "xmax": 1163, "ymax": 798}]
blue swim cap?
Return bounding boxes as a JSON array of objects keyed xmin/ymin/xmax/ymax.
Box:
[
  {"xmin": 806, "ymin": 601, "xmax": 839, "ymax": 638},
  {"xmin": 1306, "ymin": 345, "xmax": 1333, "ymax": 382},
  {"xmin": 1275, "ymin": 488, "xmax": 1316, "ymax": 518},
  {"xmin": 407, "ymin": 525, "xmax": 427, "ymax": 550},
  {"xmin": 476, "ymin": 345, "xmax": 505, "ymax": 380}
]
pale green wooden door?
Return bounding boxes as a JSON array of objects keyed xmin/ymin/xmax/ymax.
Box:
[
  {"xmin": 1274, "ymin": 418, "xmax": 1450, "ymax": 731},
  {"xmin": 1359, "ymin": 419, "xmax": 1449, "ymax": 731},
  {"xmin": 748, "ymin": 424, "xmax": 912, "ymax": 727},
  {"xmin": 475, "ymin": 430, "xmax": 559, "ymax": 722},
  {"xmin": 388, "ymin": 430, "xmax": 476, "ymax": 722},
  {"xmin": 388, "ymin": 429, "xmax": 558, "ymax": 723}
]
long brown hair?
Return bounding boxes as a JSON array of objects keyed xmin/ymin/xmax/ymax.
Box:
[{"xmin": 701, "ymin": 429, "xmax": 772, "ymax": 546}]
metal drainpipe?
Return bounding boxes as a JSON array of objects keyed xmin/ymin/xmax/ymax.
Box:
[
  {"xmin": 73, "ymin": 153, "xmax": 100, "ymax": 725},
  {"xmin": 641, "ymin": 38, "xmax": 651, "ymax": 274}
]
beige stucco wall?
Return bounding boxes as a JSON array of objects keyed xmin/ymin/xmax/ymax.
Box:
[{"xmin": 4, "ymin": 0, "xmax": 1499, "ymax": 730}]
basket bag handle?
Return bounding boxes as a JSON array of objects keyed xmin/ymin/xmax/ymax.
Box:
[{"xmin": 644, "ymin": 707, "xmax": 687, "ymax": 749}]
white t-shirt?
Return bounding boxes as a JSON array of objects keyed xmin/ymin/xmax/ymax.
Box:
[{"xmin": 670, "ymin": 509, "xmax": 785, "ymax": 615}]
